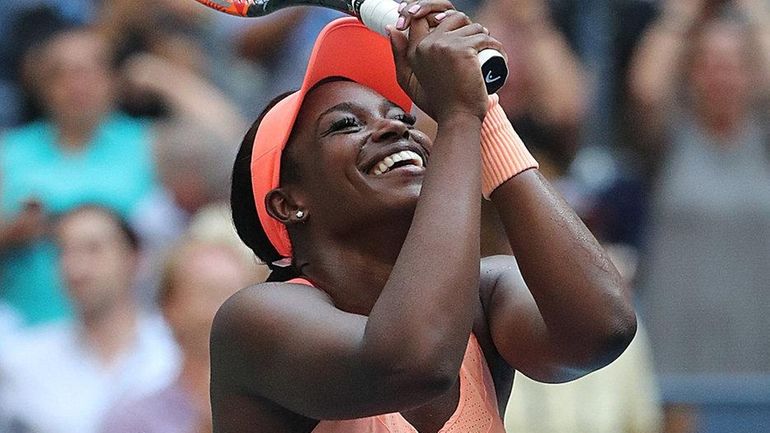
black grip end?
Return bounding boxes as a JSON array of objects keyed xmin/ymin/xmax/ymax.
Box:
[{"xmin": 481, "ymin": 55, "xmax": 508, "ymax": 94}]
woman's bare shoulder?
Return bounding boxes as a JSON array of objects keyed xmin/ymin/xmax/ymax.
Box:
[{"xmin": 212, "ymin": 280, "xmax": 335, "ymax": 347}]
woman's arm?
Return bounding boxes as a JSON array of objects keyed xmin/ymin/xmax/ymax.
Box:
[{"xmin": 480, "ymin": 100, "xmax": 636, "ymax": 382}]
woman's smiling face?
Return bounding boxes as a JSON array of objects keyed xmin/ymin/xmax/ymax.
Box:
[{"xmin": 281, "ymin": 80, "xmax": 432, "ymax": 233}]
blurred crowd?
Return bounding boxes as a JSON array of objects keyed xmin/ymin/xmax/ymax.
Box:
[{"xmin": 0, "ymin": 0, "xmax": 768, "ymax": 432}]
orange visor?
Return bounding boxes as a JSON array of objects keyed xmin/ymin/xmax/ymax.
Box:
[{"xmin": 251, "ymin": 17, "xmax": 412, "ymax": 263}]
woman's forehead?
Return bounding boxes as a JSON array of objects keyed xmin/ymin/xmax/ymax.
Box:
[{"xmin": 301, "ymin": 81, "xmax": 394, "ymax": 118}]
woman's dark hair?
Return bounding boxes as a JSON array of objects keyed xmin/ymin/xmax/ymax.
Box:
[
  {"xmin": 231, "ymin": 78, "xmax": 352, "ymax": 282},
  {"xmin": 231, "ymin": 91, "xmax": 301, "ymax": 282}
]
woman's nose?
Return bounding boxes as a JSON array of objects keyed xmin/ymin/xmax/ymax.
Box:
[{"xmin": 371, "ymin": 118, "xmax": 410, "ymax": 143}]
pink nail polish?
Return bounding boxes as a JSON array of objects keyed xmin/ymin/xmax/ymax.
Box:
[
  {"xmin": 396, "ymin": 16, "xmax": 405, "ymax": 29},
  {"xmin": 398, "ymin": 2, "xmax": 407, "ymax": 12},
  {"xmin": 435, "ymin": 12, "xmax": 446, "ymax": 21},
  {"xmin": 408, "ymin": 4, "xmax": 421, "ymax": 14}
]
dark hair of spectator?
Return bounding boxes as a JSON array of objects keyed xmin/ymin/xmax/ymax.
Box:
[
  {"xmin": 58, "ymin": 204, "xmax": 141, "ymax": 252},
  {"xmin": 10, "ymin": 6, "xmax": 73, "ymax": 122}
]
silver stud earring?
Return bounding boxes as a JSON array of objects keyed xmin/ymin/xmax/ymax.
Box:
[{"xmin": 295, "ymin": 210, "xmax": 305, "ymax": 219}]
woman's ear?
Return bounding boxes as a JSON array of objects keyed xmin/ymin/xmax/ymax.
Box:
[{"xmin": 265, "ymin": 188, "xmax": 307, "ymax": 225}]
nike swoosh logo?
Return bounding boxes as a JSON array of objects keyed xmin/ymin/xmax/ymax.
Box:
[{"xmin": 485, "ymin": 70, "xmax": 502, "ymax": 84}]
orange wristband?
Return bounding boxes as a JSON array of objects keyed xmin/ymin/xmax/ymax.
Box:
[{"xmin": 480, "ymin": 94, "xmax": 538, "ymax": 199}]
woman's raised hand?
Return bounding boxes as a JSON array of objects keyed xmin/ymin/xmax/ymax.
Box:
[
  {"xmin": 393, "ymin": 0, "xmax": 456, "ymax": 31},
  {"xmin": 387, "ymin": 9, "xmax": 505, "ymax": 122}
]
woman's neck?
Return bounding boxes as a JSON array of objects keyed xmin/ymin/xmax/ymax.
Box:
[{"xmin": 294, "ymin": 216, "xmax": 413, "ymax": 315}]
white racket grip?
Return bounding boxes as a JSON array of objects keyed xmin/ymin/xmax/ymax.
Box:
[
  {"xmin": 359, "ymin": 0, "xmax": 400, "ymax": 37},
  {"xmin": 358, "ymin": 0, "xmax": 508, "ymax": 93}
]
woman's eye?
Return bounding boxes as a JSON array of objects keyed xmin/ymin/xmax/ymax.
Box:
[
  {"xmin": 325, "ymin": 117, "xmax": 361, "ymax": 135},
  {"xmin": 394, "ymin": 113, "xmax": 416, "ymax": 126}
]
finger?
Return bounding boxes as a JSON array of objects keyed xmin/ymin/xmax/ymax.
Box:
[
  {"xmin": 431, "ymin": 10, "xmax": 472, "ymax": 32},
  {"xmin": 387, "ymin": 25, "xmax": 410, "ymax": 74},
  {"xmin": 401, "ymin": 0, "xmax": 455, "ymax": 20},
  {"xmin": 424, "ymin": 9, "xmax": 456, "ymax": 28},
  {"xmin": 459, "ymin": 33, "xmax": 507, "ymax": 57},
  {"xmin": 388, "ymin": 25, "xmax": 421, "ymax": 92},
  {"xmin": 446, "ymin": 22, "xmax": 489, "ymax": 38},
  {"xmin": 398, "ymin": 2, "xmax": 463, "ymax": 31},
  {"xmin": 396, "ymin": 0, "xmax": 416, "ymax": 30},
  {"xmin": 406, "ymin": 16, "xmax": 432, "ymax": 50}
]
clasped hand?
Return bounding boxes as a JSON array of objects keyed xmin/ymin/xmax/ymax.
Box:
[{"xmin": 386, "ymin": 0, "xmax": 507, "ymax": 122}]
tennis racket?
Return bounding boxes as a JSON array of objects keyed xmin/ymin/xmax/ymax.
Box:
[{"xmin": 193, "ymin": 0, "xmax": 508, "ymax": 94}]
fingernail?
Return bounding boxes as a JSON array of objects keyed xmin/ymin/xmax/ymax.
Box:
[
  {"xmin": 398, "ymin": 2, "xmax": 407, "ymax": 12},
  {"xmin": 483, "ymin": 26, "xmax": 489, "ymax": 33},
  {"xmin": 435, "ymin": 11, "xmax": 447, "ymax": 21},
  {"xmin": 385, "ymin": 25, "xmax": 392, "ymax": 35},
  {"xmin": 396, "ymin": 16, "xmax": 406, "ymax": 29},
  {"xmin": 408, "ymin": 4, "xmax": 421, "ymax": 14}
]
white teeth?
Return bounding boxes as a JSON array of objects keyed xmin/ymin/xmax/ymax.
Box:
[{"xmin": 370, "ymin": 150, "xmax": 425, "ymax": 175}]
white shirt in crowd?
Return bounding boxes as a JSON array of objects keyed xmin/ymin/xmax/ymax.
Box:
[{"xmin": 0, "ymin": 314, "xmax": 180, "ymax": 433}]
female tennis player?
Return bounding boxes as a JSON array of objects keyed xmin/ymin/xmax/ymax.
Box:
[{"xmin": 212, "ymin": 3, "xmax": 636, "ymax": 432}]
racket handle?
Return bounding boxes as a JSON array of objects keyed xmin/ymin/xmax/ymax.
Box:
[{"xmin": 359, "ymin": 0, "xmax": 508, "ymax": 94}]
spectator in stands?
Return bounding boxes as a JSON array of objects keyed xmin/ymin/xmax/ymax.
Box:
[
  {"xmin": 121, "ymin": 52, "xmax": 248, "ymax": 303},
  {"xmin": 0, "ymin": 205, "xmax": 179, "ymax": 433},
  {"xmin": 131, "ymin": 118, "xmax": 239, "ymax": 304},
  {"xmin": 630, "ymin": 0, "xmax": 770, "ymax": 374},
  {"xmin": 100, "ymin": 229, "xmax": 259, "ymax": 433},
  {"xmin": 0, "ymin": 27, "xmax": 158, "ymax": 326},
  {"xmin": 0, "ymin": 3, "xmax": 93, "ymax": 130},
  {"xmin": 629, "ymin": 0, "xmax": 770, "ymax": 430},
  {"xmin": 95, "ymin": 0, "xmax": 264, "ymax": 115},
  {"xmin": 234, "ymin": 8, "xmax": 345, "ymax": 113}
]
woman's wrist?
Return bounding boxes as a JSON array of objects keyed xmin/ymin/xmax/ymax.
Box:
[
  {"xmin": 434, "ymin": 107, "xmax": 486, "ymax": 125},
  {"xmin": 480, "ymin": 95, "xmax": 538, "ymax": 199}
]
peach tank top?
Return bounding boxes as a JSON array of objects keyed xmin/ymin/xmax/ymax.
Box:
[{"xmin": 288, "ymin": 278, "xmax": 507, "ymax": 433}]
